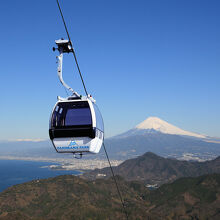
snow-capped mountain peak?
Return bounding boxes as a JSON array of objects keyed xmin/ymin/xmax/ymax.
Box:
[{"xmin": 135, "ymin": 116, "xmax": 206, "ymax": 138}]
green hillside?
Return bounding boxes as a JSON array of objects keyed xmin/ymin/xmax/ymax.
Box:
[
  {"xmin": 0, "ymin": 175, "xmax": 149, "ymax": 220},
  {"xmin": 145, "ymin": 173, "xmax": 220, "ymax": 220},
  {"xmin": 0, "ymin": 174, "xmax": 220, "ymax": 219}
]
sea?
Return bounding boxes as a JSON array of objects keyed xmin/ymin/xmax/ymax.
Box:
[{"xmin": 0, "ymin": 160, "xmax": 80, "ymax": 192}]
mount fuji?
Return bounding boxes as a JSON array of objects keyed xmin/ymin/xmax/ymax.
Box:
[
  {"xmin": 114, "ymin": 117, "xmax": 206, "ymax": 139},
  {"xmin": 103, "ymin": 116, "xmax": 220, "ymax": 161}
]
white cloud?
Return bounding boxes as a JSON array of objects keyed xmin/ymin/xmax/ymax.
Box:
[{"xmin": 7, "ymin": 138, "xmax": 47, "ymax": 142}]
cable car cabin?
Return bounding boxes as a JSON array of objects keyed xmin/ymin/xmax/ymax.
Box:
[{"xmin": 49, "ymin": 97, "xmax": 104, "ymax": 155}]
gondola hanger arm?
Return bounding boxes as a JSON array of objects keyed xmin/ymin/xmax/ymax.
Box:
[{"xmin": 54, "ymin": 39, "xmax": 80, "ymax": 97}]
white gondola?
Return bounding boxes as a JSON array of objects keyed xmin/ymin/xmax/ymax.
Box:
[{"xmin": 49, "ymin": 39, "xmax": 104, "ymax": 157}]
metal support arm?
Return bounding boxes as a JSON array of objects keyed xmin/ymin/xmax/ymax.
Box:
[{"xmin": 55, "ymin": 39, "xmax": 80, "ymax": 97}]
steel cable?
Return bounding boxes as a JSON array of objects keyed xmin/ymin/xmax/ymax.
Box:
[
  {"xmin": 55, "ymin": 1, "xmax": 128, "ymax": 218},
  {"xmin": 56, "ymin": 0, "xmax": 89, "ymax": 96},
  {"xmin": 103, "ymin": 142, "xmax": 129, "ymax": 220}
]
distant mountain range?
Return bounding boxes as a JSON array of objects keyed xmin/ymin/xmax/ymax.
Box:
[
  {"xmin": 0, "ymin": 173, "xmax": 219, "ymax": 219},
  {"xmin": 84, "ymin": 152, "xmax": 220, "ymax": 185},
  {"xmin": 102, "ymin": 117, "xmax": 220, "ymax": 160},
  {"xmin": 0, "ymin": 116, "xmax": 219, "ymax": 161}
]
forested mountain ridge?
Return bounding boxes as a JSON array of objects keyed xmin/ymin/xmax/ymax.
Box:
[
  {"xmin": 0, "ymin": 174, "xmax": 220, "ymax": 219},
  {"xmin": 83, "ymin": 152, "xmax": 220, "ymax": 185}
]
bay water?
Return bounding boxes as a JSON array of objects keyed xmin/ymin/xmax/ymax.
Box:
[{"xmin": 0, "ymin": 160, "xmax": 80, "ymax": 192}]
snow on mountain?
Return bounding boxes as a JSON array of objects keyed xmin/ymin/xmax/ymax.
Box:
[
  {"xmin": 135, "ymin": 117, "xmax": 206, "ymax": 138},
  {"xmin": 105, "ymin": 117, "xmax": 219, "ymax": 160}
]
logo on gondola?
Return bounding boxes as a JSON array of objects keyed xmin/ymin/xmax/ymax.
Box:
[
  {"xmin": 69, "ymin": 141, "xmax": 78, "ymax": 146},
  {"xmin": 56, "ymin": 140, "xmax": 89, "ymax": 150}
]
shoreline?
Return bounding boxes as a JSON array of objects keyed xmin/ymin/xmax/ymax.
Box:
[{"xmin": 0, "ymin": 156, "xmax": 123, "ymax": 170}]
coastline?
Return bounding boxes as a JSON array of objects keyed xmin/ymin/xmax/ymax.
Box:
[{"xmin": 0, "ymin": 156, "xmax": 123, "ymax": 170}]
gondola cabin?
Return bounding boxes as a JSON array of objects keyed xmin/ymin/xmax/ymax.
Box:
[{"xmin": 49, "ymin": 96, "xmax": 104, "ymax": 155}]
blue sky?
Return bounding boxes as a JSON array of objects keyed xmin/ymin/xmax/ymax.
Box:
[{"xmin": 0, "ymin": 0, "xmax": 219, "ymax": 140}]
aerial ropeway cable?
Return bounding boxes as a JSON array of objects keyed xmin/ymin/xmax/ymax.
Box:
[
  {"xmin": 56, "ymin": 0, "xmax": 88, "ymax": 97},
  {"xmin": 48, "ymin": 1, "xmax": 129, "ymax": 219}
]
